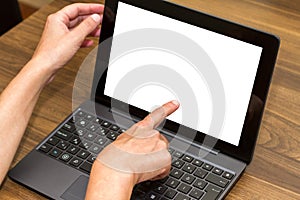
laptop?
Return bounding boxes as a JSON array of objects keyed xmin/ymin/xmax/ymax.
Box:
[{"xmin": 9, "ymin": 0, "xmax": 280, "ymax": 199}]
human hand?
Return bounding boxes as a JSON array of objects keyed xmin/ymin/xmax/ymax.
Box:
[
  {"xmin": 32, "ymin": 3, "xmax": 104, "ymax": 83},
  {"xmin": 86, "ymin": 101, "xmax": 180, "ymax": 199},
  {"xmin": 97, "ymin": 100, "xmax": 180, "ymax": 184}
]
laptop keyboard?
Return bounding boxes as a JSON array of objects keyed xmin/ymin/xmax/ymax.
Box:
[
  {"xmin": 132, "ymin": 154, "xmax": 234, "ymax": 200},
  {"xmin": 38, "ymin": 109, "xmax": 234, "ymax": 200}
]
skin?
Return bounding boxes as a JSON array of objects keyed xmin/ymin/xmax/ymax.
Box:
[
  {"xmin": 0, "ymin": 3, "xmax": 104, "ymax": 185},
  {"xmin": 86, "ymin": 101, "xmax": 179, "ymax": 200},
  {"xmin": 0, "ymin": 3, "xmax": 180, "ymax": 199}
]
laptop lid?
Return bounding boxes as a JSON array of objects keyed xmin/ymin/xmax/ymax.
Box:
[{"xmin": 92, "ymin": 0, "xmax": 280, "ymax": 164}]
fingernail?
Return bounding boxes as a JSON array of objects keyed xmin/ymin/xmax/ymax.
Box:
[
  {"xmin": 171, "ymin": 100, "xmax": 180, "ymax": 107},
  {"xmin": 91, "ymin": 14, "xmax": 101, "ymax": 23}
]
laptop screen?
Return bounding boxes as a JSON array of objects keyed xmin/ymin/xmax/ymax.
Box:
[{"xmin": 103, "ymin": 2, "xmax": 263, "ymax": 146}]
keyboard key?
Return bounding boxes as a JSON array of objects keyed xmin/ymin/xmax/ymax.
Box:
[
  {"xmin": 92, "ymin": 117, "xmax": 103, "ymax": 124},
  {"xmin": 212, "ymin": 167, "xmax": 223, "ymax": 175},
  {"xmin": 174, "ymin": 193, "xmax": 190, "ymax": 200},
  {"xmin": 182, "ymin": 155, "xmax": 194, "ymax": 163},
  {"xmin": 182, "ymin": 163, "xmax": 196, "ymax": 174},
  {"xmin": 170, "ymin": 169, "xmax": 184, "ymax": 179},
  {"xmin": 166, "ymin": 178, "xmax": 180, "ymax": 189},
  {"xmin": 68, "ymin": 116, "xmax": 77, "ymax": 124},
  {"xmin": 55, "ymin": 130, "xmax": 72, "ymax": 141},
  {"xmin": 89, "ymin": 144, "xmax": 102, "ymax": 154},
  {"xmin": 71, "ymin": 114, "xmax": 83, "ymax": 123},
  {"xmin": 74, "ymin": 128, "xmax": 87, "ymax": 137},
  {"xmin": 76, "ymin": 110, "xmax": 86, "ymax": 117},
  {"xmin": 97, "ymin": 127, "xmax": 109, "ymax": 136},
  {"xmin": 145, "ymin": 192, "xmax": 160, "ymax": 200},
  {"xmin": 138, "ymin": 181, "xmax": 155, "ymax": 193},
  {"xmin": 206, "ymin": 173, "xmax": 228, "ymax": 188},
  {"xmin": 194, "ymin": 168, "xmax": 208, "ymax": 179},
  {"xmin": 131, "ymin": 190, "xmax": 145, "ymax": 199},
  {"xmin": 101, "ymin": 121, "xmax": 111, "ymax": 128},
  {"xmin": 49, "ymin": 148, "xmax": 62, "ymax": 158},
  {"xmin": 39, "ymin": 143, "xmax": 52, "ymax": 153},
  {"xmin": 189, "ymin": 188, "xmax": 204, "ymax": 199},
  {"xmin": 87, "ymin": 154, "xmax": 97, "ymax": 163},
  {"xmin": 158, "ymin": 176, "xmax": 168, "ymax": 183},
  {"xmin": 118, "ymin": 128, "xmax": 126, "ymax": 134},
  {"xmin": 94, "ymin": 136, "xmax": 108, "ymax": 146},
  {"xmin": 202, "ymin": 163, "xmax": 213, "ymax": 171},
  {"xmin": 153, "ymin": 185, "xmax": 167, "ymax": 194},
  {"xmin": 86, "ymin": 123, "xmax": 99, "ymax": 132},
  {"xmin": 77, "ymin": 150, "xmax": 91, "ymax": 159},
  {"xmin": 76, "ymin": 119, "xmax": 89, "ymax": 128},
  {"xmin": 137, "ymin": 182, "xmax": 158, "ymax": 198},
  {"xmin": 67, "ymin": 145, "xmax": 80, "ymax": 155},
  {"xmin": 59, "ymin": 153, "xmax": 72, "ymax": 162},
  {"xmin": 69, "ymin": 157, "xmax": 83, "ymax": 167},
  {"xmin": 222, "ymin": 171, "xmax": 234, "ymax": 180},
  {"xmin": 164, "ymin": 189, "xmax": 177, "ymax": 199},
  {"xmin": 56, "ymin": 140, "xmax": 69, "ymax": 150},
  {"xmin": 110, "ymin": 125, "xmax": 120, "ymax": 131},
  {"xmin": 46, "ymin": 137, "xmax": 59, "ymax": 146},
  {"xmin": 168, "ymin": 148, "xmax": 175, "ymax": 154},
  {"xmin": 80, "ymin": 140, "xmax": 92, "ymax": 149},
  {"xmin": 192, "ymin": 159, "xmax": 203, "ymax": 167},
  {"xmin": 107, "ymin": 131, "xmax": 119, "ymax": 141},
  {"xmin": 173, "ymin": 151, "xmax": 183, "ymax": 158},
  {"xmin": 69, "ymin": 135, "xmax": 81, "ymax": 145},
  {"xmin": 62, "ymin": 122, "xmax": 76, "ymax": 132},
  {"xmin": 103, "ymin": 140, "xmax": 112, "ymax": 147},
  {"xmin": 84, "ymin": 132, "xmax": 97, "ymax": 141},
  {"xmin": 80, "ymin": 162, "xmax": 92, "ymax": 173},
  {"xmin": 172, "ymin": 160, "xmax": 185, "ymax": 169},
  {"xmin": 193, "ymin": 179, "xmax": 207, "ymax": 190},
  {"xmin": 181, "ymin": 174, "xmax": 195, "ymax": 184},
  {"xmin": 84, "ymin": 114, "xmax": 95, "ymax": 121},
  {"xmin": 177, "ymin": 183, "xmax": 192, "ymax": 194},
  {"xmin": 202, "ymin": 184, "xmax": 222, "ymax": 200}
]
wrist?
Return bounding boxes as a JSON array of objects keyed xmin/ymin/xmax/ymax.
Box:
[
  {"xmin": 26, "ymin": 56, "xmax": 57, "ymax": 86},
  {"xmin": 86, "ymin": 159, "xmax": 136, "ymax": 200},
  {"xmin": 94, "ymin": 159, "xmax": 136, "ymax": 186}
]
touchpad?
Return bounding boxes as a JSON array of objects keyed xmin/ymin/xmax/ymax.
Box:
[{"xmin": 61, "ymin": 175, "xmax": 89, "ymax": 200}]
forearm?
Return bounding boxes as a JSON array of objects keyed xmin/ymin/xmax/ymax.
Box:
[
  {"xmin": 85, "ymin": 160, "xmax": 135, "ymax": 200},
  {"xmin": 0, "ymin": 1, "xmax": 103, "ymax": 187},
  {"xmin": 0, "ymin": 58, "xmax": 52, "ymax": 184}
]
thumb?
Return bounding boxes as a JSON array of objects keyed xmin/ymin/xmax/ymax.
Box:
[{"xmin": 72, "ymin": 14, "xmax": 101, "ymax": 44}]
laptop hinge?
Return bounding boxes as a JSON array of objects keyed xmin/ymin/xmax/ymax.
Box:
[
  {"xmin": 160, "ymin": 129, "xmax": 220, "ymax": 156},
  {"xmin": 110, "ymin": 108, "xmax": 220, "ymax": 156}
]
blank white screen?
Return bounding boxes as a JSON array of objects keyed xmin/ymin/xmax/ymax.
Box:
[{"xmin": 104, "ymin": 2, "xmax": 262, "ymax": 146}]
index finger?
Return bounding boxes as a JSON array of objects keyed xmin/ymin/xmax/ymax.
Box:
[
  {"xmin": 59, "ymin": 3, "xmax": 104, "ymax": 22},
  {"xmin": 141, "ymin": 100, "xmax": 180, "ymax": 129}
]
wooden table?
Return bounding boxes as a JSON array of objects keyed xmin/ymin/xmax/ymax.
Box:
[{"xmin": 0, "ymin": 0, "xmax": 299, "ymax": 199}]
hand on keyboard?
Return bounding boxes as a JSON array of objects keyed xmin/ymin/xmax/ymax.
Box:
[
  {"xmin": 97, "ymin": 100, "xmax": 180, "ymax": 183},
  {"xmin": 86, "ymin": 100, "xmax": 180, "ymax": 200}
]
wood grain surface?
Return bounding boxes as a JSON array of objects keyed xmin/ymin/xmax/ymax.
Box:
[{"xmin": 0, "ymin": 0, "xmax": 299, "ymax": 199}]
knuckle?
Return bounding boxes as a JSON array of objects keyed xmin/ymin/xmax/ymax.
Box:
[
  {"xmin": 46, "ymin": 13, "xmax": 56, "ymax": 22},
  {"xmin": 46, "ymin": 12, "xmax": 63, "ymax": 25}
]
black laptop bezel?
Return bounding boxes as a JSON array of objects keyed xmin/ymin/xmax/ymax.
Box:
[{"xmin": 92, "ymin": 0, "xmax": 280, "ymax": 164}]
